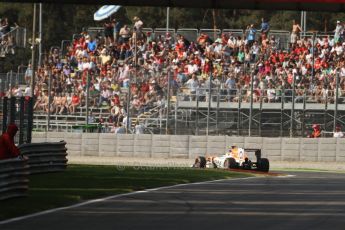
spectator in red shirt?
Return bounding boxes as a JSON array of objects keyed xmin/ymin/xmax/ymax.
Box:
[
  {"xmin": 141, "ymin": 80, "xmax": 150, "ymax": 94},
  {"xmin": 69, "ymin": 93, "xmax": 80, "ymax": 114},
  {"xmin": 0, "ymin": 124, "xmax": 20, "ymax": 160},
  {"xmin": 308, "ymin": 124, "xmax": 322, "ymax": 138}
]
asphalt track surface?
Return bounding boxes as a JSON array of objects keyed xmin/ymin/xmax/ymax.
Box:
[{"xmin": 2, "ymin": 171, "xmax": 345, "ymax": 230}]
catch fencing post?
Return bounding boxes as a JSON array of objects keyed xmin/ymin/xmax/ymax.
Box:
[
  {"xmin": 27, "ymin": 97, "xmax": 33, "ymax": 143},
  {"xmin": 9, "ymin": 96, "xmax": 16, "ymax": 124},
  {"xmin": 47, "ymin": 70, "xmax": 52, "ymax": 131},
  {"xmin": 86, "ymin": 71, "xmax": 90, "ymax": 128},
  {"xmin": 2, "ymin": 97, "xmax": 8, "ymax": 133},
  {"xmin": 249, "ymin": 71, "xmax": 254, "ymax": 137},
  {"xmin": 290, "ymin": 74, "xmax": 296, "ymax": 137},
  {"xmin": 334, "ymin": 72, "xmax": 340, "ymax": 130},
  {"xmin": 19, "ymin": 97, "xmax": 25, "ymax": 144}
]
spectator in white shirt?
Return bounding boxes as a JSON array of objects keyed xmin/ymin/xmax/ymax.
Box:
[
  {"xmin": 133, "ymin": 16, "xmax": 143, "ymax": 32},
  {"xmin": 334, "ymin": 125, "xmax": 344, "ymax": 138},
  {"xmin": 334, "ymin": 43, "xmax": 344, "ymax": 56},
  {"xmin": 14, "ymin": 86, "xmax": 23, "ymax": 97},
  {"xmin": 266, "ymin": 84, "xmax": 276, "ymax": 103},
  {"xmin": 24, "ymin": 85, "xmax": 31, "ymax": 97},
  {"xmin": 334, "ymin": 21, "xmax": 344, "ymax": 43},
  {"xmin": 98, "ymin": 87, "xmax": 111, "ymax": 107},
  {"xmin": 187, "ymin": 61, "xmax": 198, "ymax": 75},
  {"xmin": 115, "ymin": 123, "xmax": 126, "ymax": 134},
  {"xmin": 135, "ymin": 121, "xmax": 144, "ymax": 134},
  {"xmin": 185, "ymin": 74, "xmax": 199, "ymax": 99},
  {"xmin": 25, "ymin": 64, "xmax": 33, "ymax": 85}
]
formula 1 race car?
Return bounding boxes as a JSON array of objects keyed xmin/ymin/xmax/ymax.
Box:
[{"xmin": 193, "ymin": 146, "xmax": 269, "ymax": 172}]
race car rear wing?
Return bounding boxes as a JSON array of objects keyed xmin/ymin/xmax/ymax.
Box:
[{"xmin": 243, "ymin": 148, "xmax": 262, "ymax": 160}]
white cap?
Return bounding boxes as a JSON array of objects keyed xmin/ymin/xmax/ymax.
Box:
[{"xmin": 337, "ymin": 20, "xmax": 341, "ymax": 23}]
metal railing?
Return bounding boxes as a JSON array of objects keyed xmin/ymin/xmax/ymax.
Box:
[
  {"xmin": 154, "ymin": 28, "xmax": 176, "ymax": 43},
  {"xmin": 79, "ymin": 26, "xmax": 345, "ymax": 49},
  {"xmin": 176, "ymin": 28, "xmax": 199, "ymax": 42},
  {"xmin": 200, "ymin": 29, "xmax": 221, "ymax": 41},
  {"xmin": 222, "ymin": 29, "xmax": 245, "ymax": 38},
  {"xmin": 174, "ymin": 84, "xmax": 345, "ymax": 137},
  {"xmin": 12, "ymin": 27, "xmax": 27, "ymax": 48},
  {"xmin": 0, "ymin": 27, "xmax": 26, "ymax": 57}
]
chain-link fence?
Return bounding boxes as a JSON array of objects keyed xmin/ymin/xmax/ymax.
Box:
[
  {"xmin": 13, "ymin": 27, "xmax": 27, "ymax": 48},
  {"xmin": 0, "ymin": 27, "xmax": 26, "ymax": 57},
  {"xmin": 0, "ymin": 71, "xmax": 27, "ymax": 95}
]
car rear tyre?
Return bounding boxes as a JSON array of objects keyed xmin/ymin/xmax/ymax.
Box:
[
  {"xmin": 258, "ymin": 158, "xmax": 269, "ymax": 172},
  {"xmin": 194, "ymin": 156, "xmax": 206, "ymax": 168},
  {"xmin": 225, "ymin": 157, "xmax": 238, "ymax": 169}
]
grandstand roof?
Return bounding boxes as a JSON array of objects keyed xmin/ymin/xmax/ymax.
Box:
[{"xmin": 9, "ymin": 0, "xmax": 345, "ymax": 11}]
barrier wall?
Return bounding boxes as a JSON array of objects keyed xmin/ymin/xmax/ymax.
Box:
[
  {"xmin": 19, "ymin": 141, "xmax": 68, "ymax": 174},
  {"xmin": 32, "ymin": 132, "xmax": 345, "ymax": 162},
  {"xmin": 0, "ymin": 158, "xmax": 29, "ymax": 200}
]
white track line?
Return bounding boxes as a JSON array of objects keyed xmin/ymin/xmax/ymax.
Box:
[{"xmin": 0, "ymin": 174, "xmax": 294, "ymax": 225}]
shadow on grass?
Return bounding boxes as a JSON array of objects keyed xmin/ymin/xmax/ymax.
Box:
[{"xmin": 0, "ymin": 164, "xmax": 252, "ymax": 221}]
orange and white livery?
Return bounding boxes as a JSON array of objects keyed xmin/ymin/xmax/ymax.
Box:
[{"xmin": 193, "ymin": 146, "xmax": 269, "ymax": 172}]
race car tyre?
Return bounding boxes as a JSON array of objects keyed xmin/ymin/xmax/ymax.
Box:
[
  {"xmin": 225, "ymin": 157, "xmax": 238, "ymax": 169},
  {"xmin": 229, "ymin": 157, "xmax": 238, "ymax": 169},
  {"xmin": 258, "ymin": 158, "xmax": 269, "ymax": 172},
  {"xmin": 193, "ymin": 156, "xmax": 206, "ymax": 168}
]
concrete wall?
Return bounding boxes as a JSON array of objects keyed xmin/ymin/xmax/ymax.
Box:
[{"xmin": 32, "ymin": 132, "xmax": 345, "ymax": 162}]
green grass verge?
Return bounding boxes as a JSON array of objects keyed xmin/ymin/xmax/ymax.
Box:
[{"xmin": 0, "ymin": 164, "xmax": 252, "ymax": 221}]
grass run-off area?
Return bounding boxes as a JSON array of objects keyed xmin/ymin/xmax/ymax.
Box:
[{"xmin": 0, "ymin": 164, "xmax": 253, "ymax": 221}]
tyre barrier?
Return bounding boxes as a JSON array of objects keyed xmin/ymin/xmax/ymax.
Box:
[
  {"xmin": 19, "ymin": 141, "xmax": 68, "ymax": 174},
  {"xmin": 0, "ymin": 157, "xmax": 30, "ymax": 201}
]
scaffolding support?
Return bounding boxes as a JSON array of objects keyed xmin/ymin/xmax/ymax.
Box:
[
  {"xmin": 46, "ymin": 70, "xmax": 51, "ymax": 131},
  {"xmin": 206, "ymin": 72, "xmax": 212, "ymax": 136},
  {"xmin": 170, "ymin": 83, "xmax": 345, "ymax": 137},
  {"xmin": 334, "ymin": 72, "xmax": 339, "ymax": 130},
  {"xmin": 290, "ymin": 74, "xmax": 296, "ymax": 137},
  {"xmin": 249, "ymin": 72, "xmax": 254, "ymax": 136}
]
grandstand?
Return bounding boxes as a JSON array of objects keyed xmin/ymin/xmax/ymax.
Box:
[{"xmin": 1, "ymin": 19, "xmax": 345, "ymax": 137}]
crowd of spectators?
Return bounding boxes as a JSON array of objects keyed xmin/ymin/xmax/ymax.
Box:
[{"xmin": 11, "ymin": 16, "xmax": 345, "ymax": 132}]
